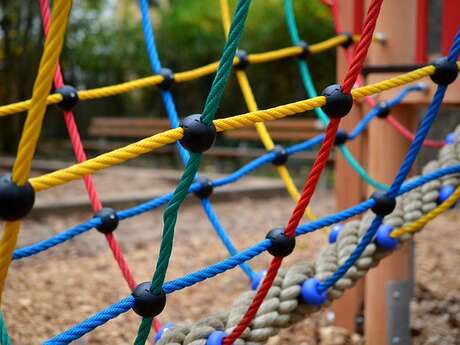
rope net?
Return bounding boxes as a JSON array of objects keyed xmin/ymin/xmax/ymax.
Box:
[{"xmin": 0, "ymin": 0, "xmax": 459, "ymax": 344}]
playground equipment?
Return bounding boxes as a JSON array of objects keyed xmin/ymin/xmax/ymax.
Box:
[{"xmin": 0, "ymin": 0, "xmax": 459, "ymax": 344}]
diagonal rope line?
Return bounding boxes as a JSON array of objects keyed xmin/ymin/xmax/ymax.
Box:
[
  {"xmin": 134, "ymin": 1, "xmax": 253, "ymax": 343},
  {"xmin": 318, "ymin": 27, "xmax": 460, "ymax": 293},
  {"xmin": 0, "ymin": 0, "xmax": 72, "ymax": 306},
  {"xmin": 219, "ymin": 0, "xmax": 320, "ymax": 221},
  {"xmin": 26, "ymin": 61, "xmax": 459, "ymax": 193},
  {"xmin": 42, "ymin": 163, "xmax": 460, "ymax": 344},
  {"xmin": 138, "ymin": 0, "xmax": 254, "ymax": 282}
]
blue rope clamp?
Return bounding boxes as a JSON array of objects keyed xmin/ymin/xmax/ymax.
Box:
[
  {"xmin": 328, "ymin": 223, "xmax": 344, "ymax": 244},
  {"xmin": 301, "ymin": 278, "xmax": 327, "ymax": 306},
  {"xmin": 206, "ymin": 331, "xmax": 228, "ymax": 345},
  {"xmin": 375, "ymin": 224, "xmax": 399, "ymax": 250}
]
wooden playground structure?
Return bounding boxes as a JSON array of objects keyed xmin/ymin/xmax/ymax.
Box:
[{"xmin": 0, "ymin": 0, "xmax": 459, "ymax": 344}]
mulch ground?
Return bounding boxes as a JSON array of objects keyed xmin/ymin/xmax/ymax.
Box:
[{"xmin": 2, "ymin": 182, "xmax": 459, "ymax": 344}]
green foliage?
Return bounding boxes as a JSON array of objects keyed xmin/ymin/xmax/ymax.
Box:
[{"xmin": 0, "ymin": 0, "xmax": 334, "ymax": 152}]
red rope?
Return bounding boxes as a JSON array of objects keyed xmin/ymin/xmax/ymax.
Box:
[
  {"xmin": 223, "ymin": 2, "xmax": 385, "ymax": 343},
  {"xmin": 38, "ymin": 0, "xmax": 161, "ymax": 332},
  {"xmin": 386, "ymin": 115, "xmax": 443, "ymax": 148},
  {"xmin": 327, "ymin": 0, "xmax": 444, "ymax": 148},
  {"xmin": 341, "ymin": 0, "xmax": 384, "ymax": 93}
]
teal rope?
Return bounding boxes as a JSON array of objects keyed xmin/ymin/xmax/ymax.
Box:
[
  {"xmin": 283, "ymin": 0, "xmax": 388, "ymax": 190},
  {"xmin": 0, "ymin": 312, "xmax": 11, "ymax": 345},
  {"xmin": 134, "ymin": 1, "xmax": 252, "ymax": 343},
  {"xmin": 338, "ymin": 146, "xmax": 388, "ymax": 189}
]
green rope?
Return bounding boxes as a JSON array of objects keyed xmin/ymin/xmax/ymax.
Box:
[
  {"xmin": 134, "ymin": 0, "xmax": 252, "ymax": 343},
  {"xmin": 201, "ymin": 0, "xmax": 251, "ymax": 125},
  {"xmin": 0, "ymin": 312, "xmax": 11, "ymax": 345},
  {"xmin": 283, "ymin": 0, "xmax": 388, "ymax": 191}
]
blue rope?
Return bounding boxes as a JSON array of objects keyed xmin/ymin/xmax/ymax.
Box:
[
  {"xmin": 44, "ymin": 163, "xmax": 460, "ymax": 343},
  {"xmin": 348, "ymin": 84, "xmax": 425, "ymax": 140},
  {"xmin": 43, "ymin": 296, "xmax": 135, "ymax": 345},
  {"xmin": 13, "ymin": 219, "xmax": 101, "ymax": 260},
  {"xmin": 163, "ymin": 239, "xmax": 270, "ymax": 294},
  {"xmin": 200, "ymin": 198, "xmax": 255, "ymax": 279},
  {"xmin": 11, "ymin": 90, "xmax": 439, "ymax": 262},
  {"xmin": 138, "ymin": 0, "xmax": 256, "ymax": 283},
  {"xmin": 318, "ymin": 29, "xmax": 460, "ymax": 293}
]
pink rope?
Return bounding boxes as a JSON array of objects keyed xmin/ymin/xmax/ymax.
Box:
[{"xmin": 38, "ymin": 0, "xmax": 161, "ymax": 332}]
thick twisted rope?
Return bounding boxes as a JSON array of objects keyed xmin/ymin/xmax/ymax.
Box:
[
  {"xmin": 155, "ymin": 125, "xmax": 460, "ymax": 345},
  {"xmin": 41, "ymin": 161, "xmax": 460, "ymax": 344},
  {"xmin": 318, "ymin": 27, "xmax": 460, "ymax": 293},
  {"xmin": 222, "ymin": 1, "xmax": 384, "ymax": 343}
]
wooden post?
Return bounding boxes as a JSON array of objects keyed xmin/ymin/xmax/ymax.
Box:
[
  {"xmin": 364, "ymin": 1, "xmax": 417, "ymax": 344},
  {"xmin": 333, "ymin": 0, "xmax": 366, "ymax": 333}
]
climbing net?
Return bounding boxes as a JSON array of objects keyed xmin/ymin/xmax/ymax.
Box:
[{"xmin": 0, "ymin": 0, "xmax": 459, "ymax": 344}]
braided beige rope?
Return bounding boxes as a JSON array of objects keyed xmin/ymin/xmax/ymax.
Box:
[{"xmin": 157, "ymin": 125, "xmax": 460, "ymax": 345}]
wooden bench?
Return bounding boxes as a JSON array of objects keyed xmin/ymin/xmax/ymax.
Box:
[
  {"xmin": 223, "ymin": 117, "xmax": 323, "ymax": 142},
  {"xmin": 85, "ymin": 116, "xmax": 326, "ymax": 165},
  {"xmin": 88, "ymin": 117, "xmax": 172, "ymax": 138},
  {"xmin": 88, "ymin": 116, "xmax": 323, "ymax": 142}
]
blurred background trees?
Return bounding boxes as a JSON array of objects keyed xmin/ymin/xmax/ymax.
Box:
[{"xmin": 0, "ymin": 0, "xmax": 334, "ymax": 154}]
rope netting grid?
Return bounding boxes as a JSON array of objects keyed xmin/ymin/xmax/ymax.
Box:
[
  {"xmin": 37, "ymin": 0, "xmax": 152, "ymax": 325},
  {"xmin": 321, "ymin": 0, "xmax": 445, "ymax": 149},
  {"xmin": 0, "ymin": 2, "xmax": 458, "ymax": 344},
  {"xmin": 8, "ymin": 85, "xmax": 426, "ymax": 263}
]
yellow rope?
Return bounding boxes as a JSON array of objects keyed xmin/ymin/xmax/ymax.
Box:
[
  {"xmin": 219, "ymin": 0, "xmax": 318, "ymax": 221},
  {"xmin": 27, "ymin": 62, "xmax": 459, "ymax": 193},
  {"xmin": 0, "ymin": 0, "xmax": 72, "ymax": 303},
  {"xmin": 0, "ymin": 34, "xmax": 367, "ymax": 117},
  {"xmin": 391, "ymin": 185, "xmax": 460, "ymax": 238}
]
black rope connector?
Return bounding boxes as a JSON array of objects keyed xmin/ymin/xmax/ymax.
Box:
[
  {"xmin": 179, "ymin": 114, "xmax": 216, "ymax": 153},
  {"xmin": 234, "ymin": 49, "xmax": 249, "ymax": 70},
  {"xmin": 55, "ymin": 85, "xmax": 79, "ymax": 111},
  {"xmin": 157, "ymin": 68, "xmax": 175, "ymax": 91},
  {"xmin": 94, "ymin": 207, "xmax": 119, "ymax": 234},
  {"xmin": 340, "ymin": 32, "xmax": 354, "ymax": 48},
  {"xmin": 430, "ymin": 57, "xmax": 459, "ymax": 86},
  {"xmin": 334, "ymin": 130, "xmax": 349, "ymax": 146},
  {"xmin": 370, "ymin": 191, "xmax": 396, "ymax": 216},
  {"xmin": 0, "ymin": 174, "xmax": 35, "ymax": 221},
  {"xmin": 266, "ymin": 228, "xmax": 296, "ymax": 257},
  {"xmin": 132, "ymin": 282, "xmax": 167, "ymax": 318},
  {"xmin": 194, "ymin": 177, "xmax": 214, "ymax": 199},
  {"xmin": 321, "ymin": 84, "xmax": 353, "ymax": 119},
  {"xmin": 376, "ymin": 101, "xmax": 391, "ymax": 118},
  {"xmin": 271, "ymin": 145, "xmax": 289, "ymax": 166},
  {"xmin": 297, "ymin": 40, "xmax": 310, "ymax": 59}
]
